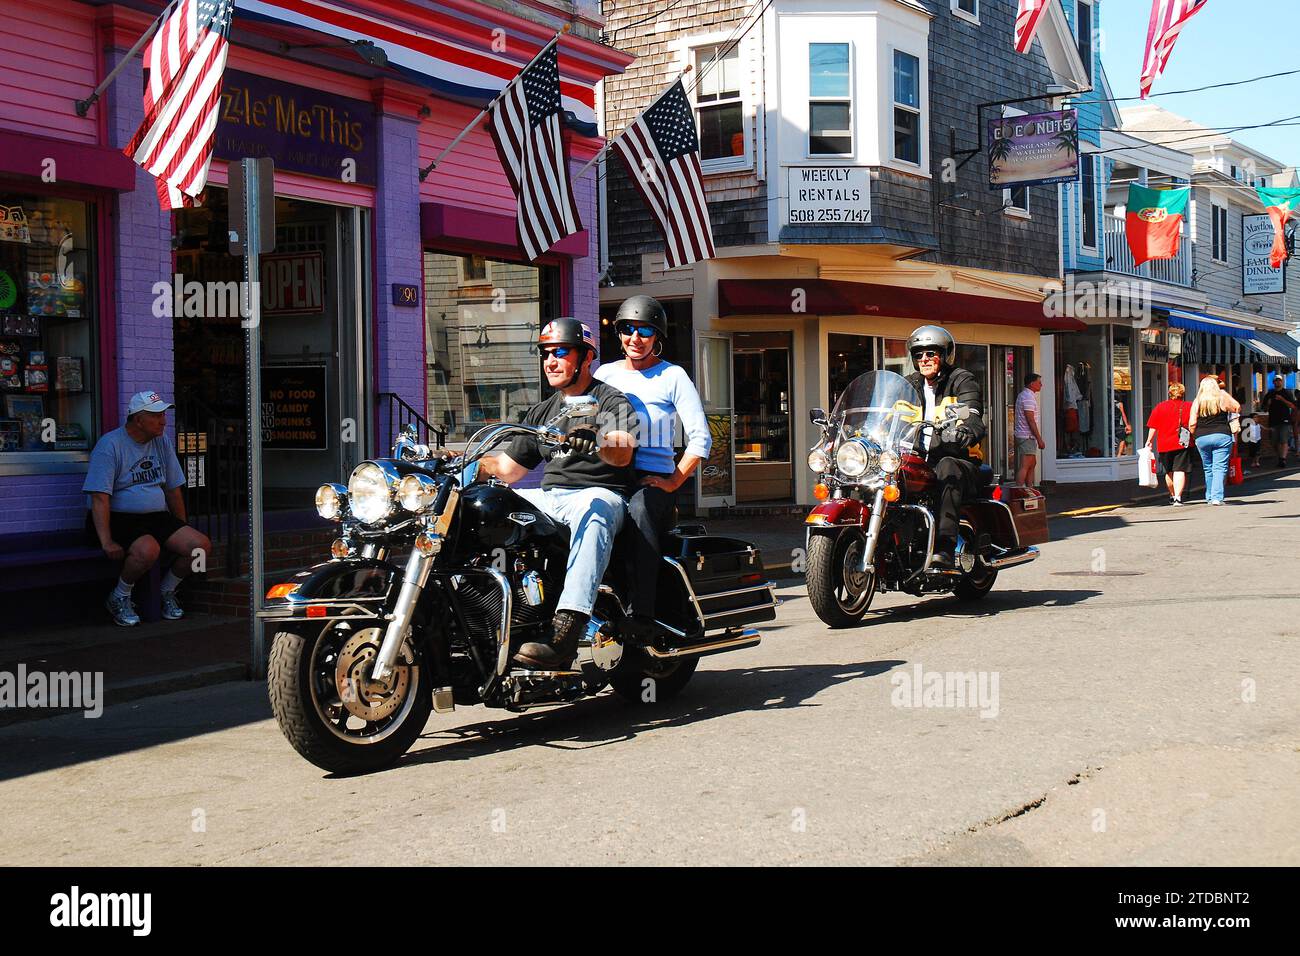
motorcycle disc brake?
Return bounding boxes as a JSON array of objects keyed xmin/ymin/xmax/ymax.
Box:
[{"xmin": 334, "ymin": 628, "xmax": 411, "ymax": 722}]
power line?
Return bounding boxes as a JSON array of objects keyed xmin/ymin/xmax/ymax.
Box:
[
  {"xmin": 1073, "ymin": 68, "xmax": 1300, "ymax": 106},
  {"xmin": 687, "ymin": 0, "xmax": 776, "ymax": 100},
  {"xmin": 604, "ymin": 0, "xmax": 691, "ymax": 42},
  {"xmin": 1089, "ymin": 114, "xmax": 1300, "ymax": 156}
]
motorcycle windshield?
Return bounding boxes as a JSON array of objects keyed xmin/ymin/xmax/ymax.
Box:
[{"xmin": 830, "ymin": 370, "xmax": 923, "ymax": 451}]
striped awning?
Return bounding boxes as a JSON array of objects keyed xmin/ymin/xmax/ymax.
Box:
[
  {"xmin": 1248, "ymin": 330, "xmax": 1300, "ymax": 368},
  {"xmin": 1166, "ymin": 309, "xmax": 1256, "ymax": 340}
]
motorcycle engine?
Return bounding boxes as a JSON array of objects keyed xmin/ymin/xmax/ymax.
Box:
[{"xmin": 883, "ymin": 510, "xmax": 930, "ymax": 582}]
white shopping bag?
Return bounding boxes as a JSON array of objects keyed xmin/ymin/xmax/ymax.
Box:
[{"xmin": 1137, "ymin": 447, "xmax": 1158, "ymax": 487}]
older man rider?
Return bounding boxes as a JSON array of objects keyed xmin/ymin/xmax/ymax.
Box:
[
  {"xmin": 903, "ymin": 325, "xmax": 986, "ymax": 571},
  {"xmin": 478, "ymin": 318, "xmax": 638, "ymax": 670}
]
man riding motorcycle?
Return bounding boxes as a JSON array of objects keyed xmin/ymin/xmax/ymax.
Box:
[
  {"xmin": 903, "ymin": 325, "xmax": 986, "ymax": 571},
  {"xmin": 478, "ymin": 317, "xmax": 638, "ymax": 669}
]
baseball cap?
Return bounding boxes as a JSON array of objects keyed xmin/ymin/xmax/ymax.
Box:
[{"xmin": 127, "ymin": 390, "xmax": 174, "ymax": 415}]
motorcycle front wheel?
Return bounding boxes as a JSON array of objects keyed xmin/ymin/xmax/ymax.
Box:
[
  {"xmin": 268, "ymin": 621, "xmax": 433, "ymax": 775},
  {"xmin": 806, "ymin": 531, "xmax": 876, "ymax": 627}
]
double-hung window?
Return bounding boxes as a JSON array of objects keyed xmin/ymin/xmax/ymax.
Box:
[
  {"xmin": 952, "ymin": 0, "xmax": 979, "ymax": 23},
  {"xmin": 693, "ymin": 44, "xmax": 745, "ymax": 167},
  {"xmin": 1211, "ymin": 204, "xmax": 1229, "ymax": 262},
  {"xmin": 1076, "ymin": 1, "xmax": 1094, "ymax": 84},
  {"xmin": 1080, "ymin": 154, "xmax": 1097, "ymax": 249},
  {"xmin": 893, "ymin": 50, "xmax": 921, "ymax": 165},
  {"xmin": 809, "ymin": 43, "xmax": 852, "ymax": 156}
]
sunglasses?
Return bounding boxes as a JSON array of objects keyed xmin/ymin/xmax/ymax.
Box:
[
  {"xmin": 617, "ymin": 322, "xmax": 657, "ymax": 338},
  {"xmin": 913, "ymin": 350, "xmax": 942, "ymax": 360},
  {"xmin": 541, "ymin": 346, "xmax": 576, "ymax": 359}
]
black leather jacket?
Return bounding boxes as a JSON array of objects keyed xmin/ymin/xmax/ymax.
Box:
[{"xmin": 905, "ymin": 366, "xmax": 986, "ymax": 462}]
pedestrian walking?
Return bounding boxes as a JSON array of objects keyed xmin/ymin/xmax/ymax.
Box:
[
  {"xmin": 1189, "ymin": 376, "xmax": 1241, "ymax": 505},
  {"xmin": 1144, "ymin": 382, "xmax": 1193, "ymax": 506},
  {"xmin": 1014, "ymin": 372, "xmax": 1045, "ymax": 487},
  {"xmin": 1239, "ymin": 413, "xmax": 1262, "ymax": 469},
  {"xmin": 1261, "ymin": 375, "xmax": 1297, "ymax": 467}
]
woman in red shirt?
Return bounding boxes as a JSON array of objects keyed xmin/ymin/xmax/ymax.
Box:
[{"xmin": 1144, "ymin": 382, "xmax": 1193, "ymax": 505}]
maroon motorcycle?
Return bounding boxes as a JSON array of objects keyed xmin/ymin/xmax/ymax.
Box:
[{"xmin": 803, "ymin": 370, "xmax": 1047, "ymax": 627}]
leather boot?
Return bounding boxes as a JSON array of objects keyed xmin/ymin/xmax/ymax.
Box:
[{"xmin": 513, "ymin": 609, "xmax": 588, "ymax": 670}]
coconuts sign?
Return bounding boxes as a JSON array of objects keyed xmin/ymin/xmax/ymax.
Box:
[
  {"xmin": 988, "ymin": 109, "xmax": 1079, "ymax": 190},
  {"xmin": 1243, "ymin": 214, "xmax": 1285, "ymax": 295}
]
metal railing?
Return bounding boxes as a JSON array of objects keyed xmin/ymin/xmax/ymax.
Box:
[
  {"xmin": 377, "ymin": 392, "xmax": 445, "ymax": 453},
  {"xmin": 1103, "ymin": 213, "xmax": 1192, "ymax": 286},
  {"xmin": 175, "ymin": 396, "xmax": 246, "ymax": 577}
]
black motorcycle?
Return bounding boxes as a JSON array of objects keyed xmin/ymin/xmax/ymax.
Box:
[{"xmin": 262, "ymin": 399, "xmax": 777, "ymax": 775}]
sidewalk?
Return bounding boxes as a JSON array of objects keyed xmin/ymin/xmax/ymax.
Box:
[{"xmin": 5, "ymin": 461, "xmax": 1293, "ymax": 719}]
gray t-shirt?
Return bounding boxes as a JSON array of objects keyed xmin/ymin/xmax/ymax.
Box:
[{"xmin": 82, "ymin": 427, "xmax": 186, "ymax": 513}]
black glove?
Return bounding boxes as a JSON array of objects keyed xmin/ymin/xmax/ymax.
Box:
[
  {"xmin": 941, "ymin": 424, "xmax": 976, "ymax": 448},
  {"xmin": 565, "ymin": 427, "xmax": 598, "ymax": 456}
]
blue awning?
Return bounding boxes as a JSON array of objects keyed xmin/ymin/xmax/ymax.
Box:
[
  {"xmin": 1166, "ymin": 309, "xmax": 1256, "ymax": 339},
  {"xmin": 1249, "ymin": 330, "xmax": 1299, "ymax": 369}
]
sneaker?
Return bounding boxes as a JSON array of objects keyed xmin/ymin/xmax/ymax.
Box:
[
  {"xmin": 1172, "ymin": 498, "xmax": 1183, "ymax": 507},
  {"xmin": 1168, "ymin": 495, "xmax": 1176, "ymax": 505},
  {"xmin": 106, "ymin": 591, "xmax": 140, "ymax": 627},
  {"xmin": 1209, "ymin": 500, "xmax": 1224, "ymax": 506},
  {"xmin": 161, "ymin": 590, "xmax": 184, "ymax": 620}
]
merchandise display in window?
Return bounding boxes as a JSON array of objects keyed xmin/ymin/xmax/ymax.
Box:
[
  {"xmin": 1055, "ymin": 327, "xmax": 1108, "ymax": 457},
  {"xmin": 0, "ymin": 193, "xmax": 97, "ymax": 453}
]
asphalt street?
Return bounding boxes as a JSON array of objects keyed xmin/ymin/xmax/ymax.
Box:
[{"xmin": 2, "ymin": 474, "xmax": 1298, "ymax": 866}]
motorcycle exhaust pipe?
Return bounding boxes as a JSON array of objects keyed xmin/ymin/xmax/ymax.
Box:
[
  {"xmin": 985, "ymin": 546, "xmax": 1039, "ymax": 571},
  {"xmin": 643, "ymin": 628, "xmax": 761, "ymax": 659}
]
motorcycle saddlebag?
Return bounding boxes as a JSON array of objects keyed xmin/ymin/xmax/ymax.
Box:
[
  {"xmin": 998, "ymin": 485, "xmax": 1049, "ymax": 546},
  {"xmin": 657, "ymin": 532, "xmax": 777, "ymax": 635}
]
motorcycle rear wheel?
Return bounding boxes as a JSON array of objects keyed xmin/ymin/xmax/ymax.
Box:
[
  {"xmin": 609, "ymin": 648, "xmax": 698, "ymax": 703},
  {"xmin": 268, "ymin": 622, "xmax": 433, "ymax": 775},
  {"xmin": 953, "ymin": 563, "xmax": 998, "ymax": 601},
  {"xmin": 806, "ymin": 531, "xmax": 876, "ymax": 627}
]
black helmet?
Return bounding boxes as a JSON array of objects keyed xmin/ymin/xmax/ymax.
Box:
[
  {"xmin": 613, "ymin": 295, "xmax": 668, "ymax": 340},
  {"xmin": 538, "ymin": 317, "xmax": 595, "ymax": 353},
  {"xmin": 906, "ymin": 325, "xmax": 956, "ymax": 370}
]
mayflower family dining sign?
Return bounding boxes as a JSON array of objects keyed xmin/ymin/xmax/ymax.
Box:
[{"xmin": 987, "ymin": 109, "xmax": 1079, "ymax": 190}]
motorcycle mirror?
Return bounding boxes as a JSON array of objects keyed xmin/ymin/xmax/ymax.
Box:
[{"xmin": 809, "ymin": 407, "xmax": 827, "ymax": 425}]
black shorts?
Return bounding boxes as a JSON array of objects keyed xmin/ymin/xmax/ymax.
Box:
[
  {"xmin": 86, "ymin": 510, "xmax": 187, "ymax": 550},
  {"xmin": 1159, "ymin": 448, "xmax": 1193, "ymax": 474}
]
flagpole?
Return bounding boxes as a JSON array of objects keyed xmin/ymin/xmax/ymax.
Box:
[
  {"xmin": 75, "ymin": 6, "xmax": 169, "ymax": 117},
  {"xmin": 573, "ymin": 65, "xmax": 693, "ymax": 183},
  {"xmin": 419, "ymin": 24, "xmax": 571, "ymax": 183}
]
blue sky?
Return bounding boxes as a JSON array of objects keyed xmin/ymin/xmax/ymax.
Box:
[{"xmin": 1098, "ymin": 0, "xmax": 1299, "ymax": 169}]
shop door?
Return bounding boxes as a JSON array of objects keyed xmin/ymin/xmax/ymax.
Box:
[
  {"xmin": 732, "ymin": 331, "xmax": 794, "ymax": 502},
  {"xmin": 695, "ymin": 332, "xmax": 735, "ymax": 508}
]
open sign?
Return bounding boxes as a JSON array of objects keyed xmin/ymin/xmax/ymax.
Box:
[{"xmin": 260, "ymin": 251, "xmax": 325, "ymax": 315}]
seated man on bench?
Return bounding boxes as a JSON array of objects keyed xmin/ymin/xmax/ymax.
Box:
[{"xmin": 83, "ymin": 390, "xmax": 211, "ymax": 626}]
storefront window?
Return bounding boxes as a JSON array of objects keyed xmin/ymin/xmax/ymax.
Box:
[
  {"xmin": 828, "ymin": 334, "xmax": 874, "ymax": 409},
  {"xmin": 1055, "ymin": 327, "xmax": 1108, "ymax": 457},
  {"xmin": 733, "ymin": 333, "xmax": 791, "ymax": 464},
  {"xmin": 424, "ymin": 252, "xmax": 559, "ymax": 444},
  {"xmin": 0, "ymin": 193, "xmax": 97, "ymax": 455},
  {"xmin": 1112, "ymin": 325, "xmax": 1135, "ymax": 455}
]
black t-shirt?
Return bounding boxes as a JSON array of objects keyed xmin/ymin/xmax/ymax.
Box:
[
  {"xmin": 505, "ymin": 380, "xmax": 639, "ymax": 491},
  {"xmin": 1265, "ymin": 389, "xmax": 1296, "ymax": 428}
]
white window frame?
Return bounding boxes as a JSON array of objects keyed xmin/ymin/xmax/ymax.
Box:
[
  {"xmin": 1076, "ymin": 0, "xmax": 1094, "ymax": 85},
  {"xmin": 951, "ymin": 0, "xmax": 979, "ymax": 25},
  {"xmin": 891, "ymin": 48, "xmax": 923, "ymax": 168},
  {"xmin": 1000, "ymin": 106, "xmax": 1030, "ymax": 218},
  {"xmin": 682, "ymin": 35, "xmax": 752, "ymax": 176},
  {"xmin": 1080, "ymin": 153, "xmax": 1098, "ymax": 251},
  {"xmin": 807, "ymin": 41, "xmax": 854, "ymax": 159},
  {"xmin": 1211, "ymin": 203, "xmax": 1228, "ymax": 262},
  {"xmin": 457, "ymin": 254, "xmax": 492, "ymax": 287}
]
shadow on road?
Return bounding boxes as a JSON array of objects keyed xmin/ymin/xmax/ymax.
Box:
[
  {"xmin": 389, "ymin": 659, "xmax": 905, "ymax": 773},
  {"xmin": 854, "ymin": 588, "xmax": 1103, "ymax": 627}
]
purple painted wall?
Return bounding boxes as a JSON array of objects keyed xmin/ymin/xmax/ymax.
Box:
[{"xmin": 371, "ymin": 108, "xmax": 425, "ymax": 444}]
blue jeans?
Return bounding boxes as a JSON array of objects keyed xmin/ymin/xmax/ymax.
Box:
[
  {"xmin": 516, "ymin": 486, "xmax": 626, "ymax": 615},
  {"xmin": 1195, "ymin": 432, "xmax": 1234, "ymax": 503}
]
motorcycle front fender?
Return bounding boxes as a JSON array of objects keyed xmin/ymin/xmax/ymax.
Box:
[
  {"xmin": 805, "ymin": 496, "xmax": 866, "ymax": 532},
  {"xmin": 258, "ymin": 557, "xmax": 400, "ymax": 623}
]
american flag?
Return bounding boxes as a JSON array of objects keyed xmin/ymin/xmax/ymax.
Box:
[
  {"xmin": 487, "ymin": 42, "xmax": 582, "ymax": 262},
  {"xmin": 1014, "ymin": 0, "xmax": 1050, "ymax": 54},
  {"xmin": 1140, "ymin": 0, "xmax": 1209, "ymax": 99},
  {"xmin": 125, "ymin": 0, "xmax": 233, "ymax": 210},
  {"xmin": 612, "ymin": 80, "xmax": 714, "ymax": 269}
]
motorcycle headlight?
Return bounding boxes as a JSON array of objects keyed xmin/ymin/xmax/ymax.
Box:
[
  {"xmin": 878, "ymin": 450, "xmax": 901, "ymax": 476},
  {"xmin": 315, "ymin": 483, "xmax": 348, "ymax": 521},
  {"xmin": 836, "ymin": 439, "xmax": 879, "ymax": 478},
  {"xmin": 807, "ymin": 446, "xmax": 830, "ymax": 473},
  {"xmin": 347, "ymin": 461, "xmax": 397, "ymax": 525},
  {"xmin": 397, "ymin": 473, "xmax": 440, "ymax": 513}
]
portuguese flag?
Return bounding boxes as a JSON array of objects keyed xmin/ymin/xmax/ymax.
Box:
[
  {"xmin": 1125, "ymin": 184, "xmax": 1190, "ymax": 266},
  {"xmin": 1255, "ymin": 187, "xmax": 1300, "ymax": 268}
]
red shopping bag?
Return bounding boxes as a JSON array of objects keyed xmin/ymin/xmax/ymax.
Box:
[{"xmin": 1228, "ymin": 452, "xmax": 1244, "ymax": 486}]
